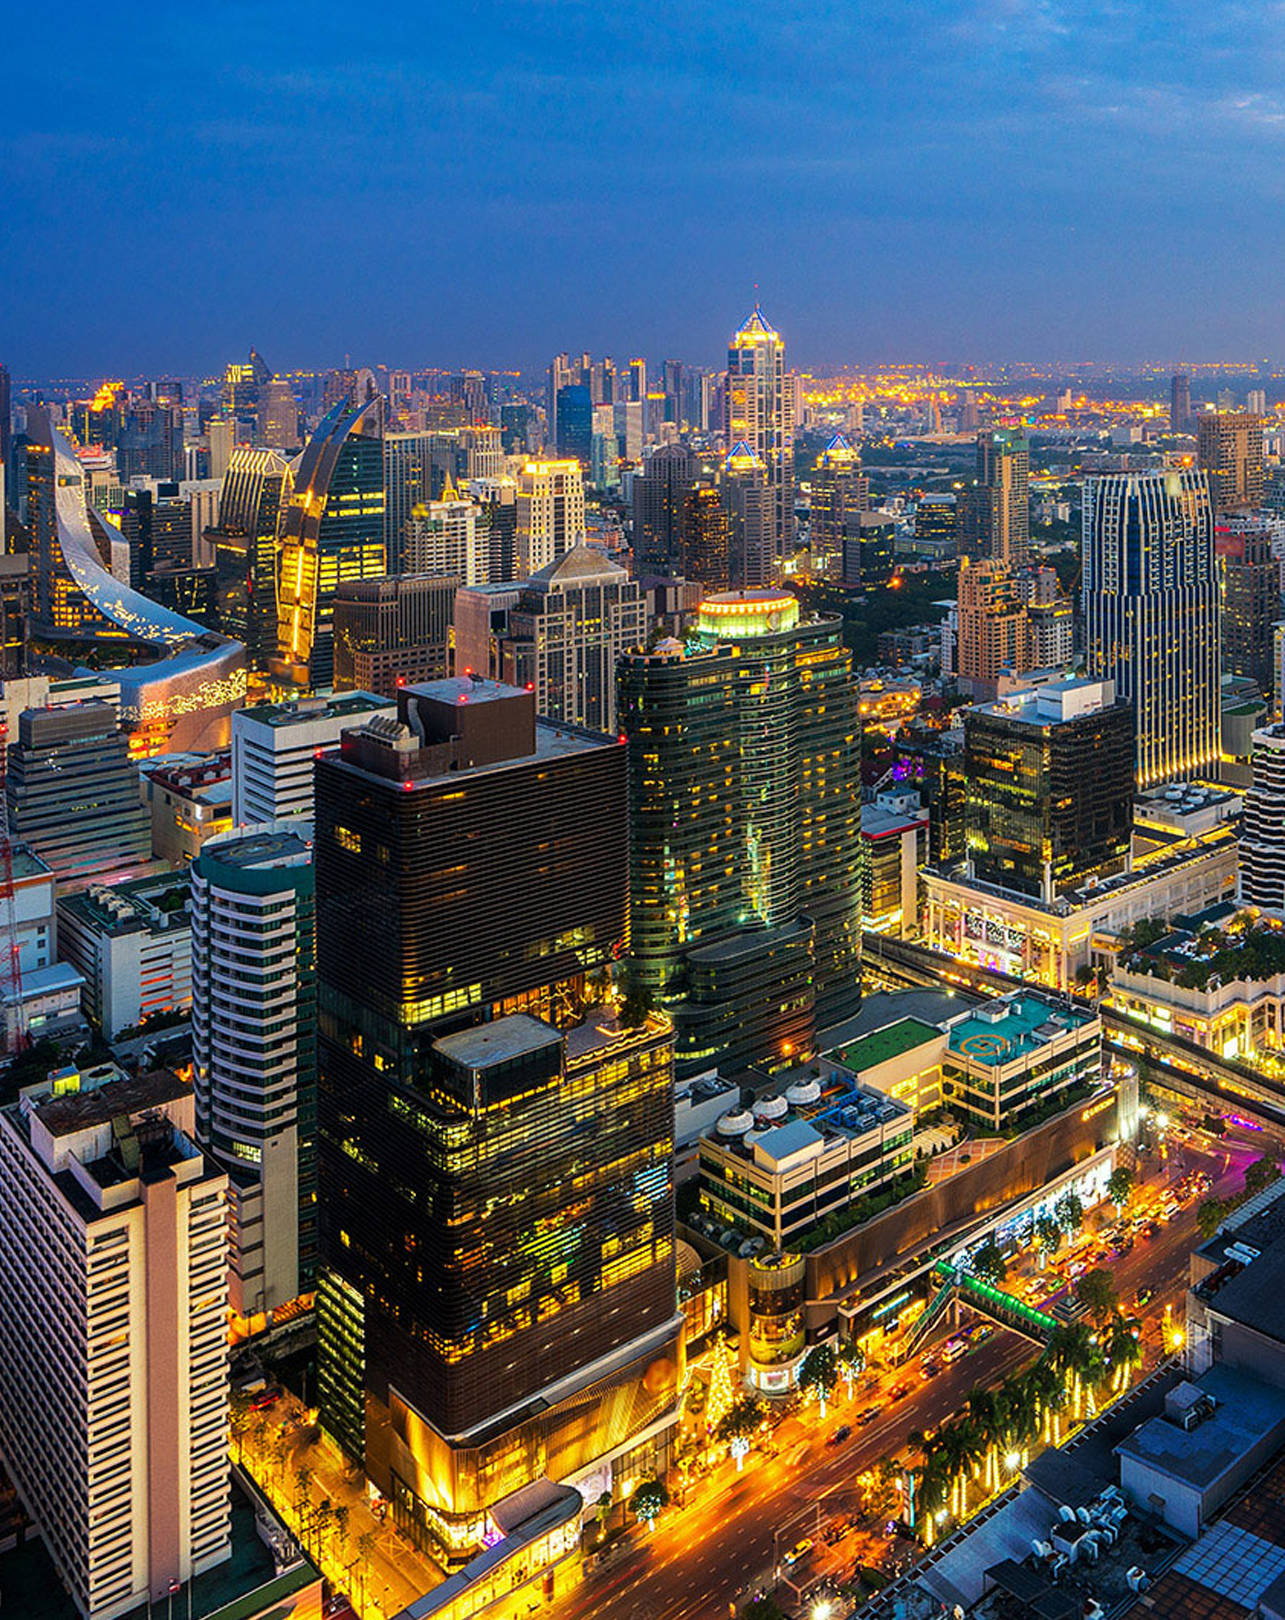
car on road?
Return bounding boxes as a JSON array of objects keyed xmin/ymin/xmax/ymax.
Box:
[
  {"xmin": 829, "ymin": 1425, "xmax": 852, "ymax": 1445},
  {"xmin": 972, "ymin": 1323, "xmax": 996, "ymax": 1343},
  {"xmin": 889, "ymin": 1382, "xmax": 912, "ymax": 1401},
  {"xmin": 858, "ymin": 1405, "xmax": 880, "ymax": 1426},
  {"xmin": 921, "ymin": 1360, "xmax": 942, "ymax": 1379},
  {"xmin": 784, "ymin": 1538, "xmax": 813, "ymax": 1566},
  {"xmin": 1135, "ymin": 1286, "xmax": 1154, "ymax": 1307}
]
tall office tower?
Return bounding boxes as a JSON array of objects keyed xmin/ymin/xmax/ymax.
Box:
[
  {"xmin": 114, "ymin": 402, "xmax": 185, "ymax": 482},
  {"xmin": 914, "ymin": 493, "xmax": 959, "ymax": 559},
  {"xmin": 1198, "ymin": 412, "xmax": 1266, "ymax": 514},
  {"xmin": 8, "ymin": 701, "xmax": 151, "ymax": 886},
  {"xmin": 661, "ymin": 358, "xmax": 684, "ymax": 426},
  {"xmin": 628, "ymin": 357, "xmax": 647, "ymax": 404},
  {"xmin": 207, "ymin": 416, "xmax": 236, "ymax": 482},
  {"xmin": 681, "ymin": 483, "xmax": 732, "ymax": 590},
  {"xmin": 1083, "ymin": 469, "xmax": 1220, "ymax": 786},
  {"xmin": 120, "ymin": 485, "xmax": 192, "ymax": 589},
  {"xmin": 0, "ymin": 1066, "xmax": 229, "ymax": 1619},
  {"xmin": 1218, "ymin": 518, "xmax": 1278, "ymax": 692},
  {"xmin": 1171, "ymin": 373, "xmax": 1193, "ymax": 434},
  {"xmin": 405, "ymin": 484, "xmax": 480, "ymax": 582},
  {"xmin": 461, "ymin": 423, "xmax": 503, "ymax": 481},
  {"xmin": 960, "ymin": 428, "xmax": 1030, "ymax": 565},
  {"xmin": 0, "ymin": 361, "xmax": 10, "ymax": 466},
  {"xmin": 470, "ymin": 475, "xmax": 518, "ymax": 581},
  {"xmin": 590, "ymin": 427, "xmax": 619, "ymax": 490},
  {"xmin": 1025, "ymin": 565, "xmax": 1075, "ymax": 669},
  {"xmin": 452, "ymin": 581, "xmax": 524, "ymax": 679},
  {"xmin": 192, "ymin": 824, "xmax": 316, "ymax": 1334},
  {"xmin": 553, "ymin": 383, "xmax": 593, "ymax": 464},
  {"xmin": 275, "ymin": 394, "xmax": 386, "ymax": 689},
  {"xmin": 450, "ymin": 370, "xmax": 488, "ymax": 421},
  {"xmin": 231, "ymin": 692, "xmax": 394, "ymax": 825},
  {"xmin": 498, "ymin": 402, "xmax": 531, "ymax": 455},
  {"xmin": 322, "ymin": 367, "xmax": 359, "ymax": 412},
  {"xmin": 613, "ymin": 400, "xmax": 643, "ymax": 462},
  {"xmin": 1240, "ymin": 724, "xmax": 1285, "ymax": 914},
  {"xmin": 515, "ymin": 459, "xmax": 585, "ymax": 575},
  {"xmin": 722, "ymin": 441, "xmax": 774, "ymax": 588},
  {"xmin": 382, "ymin": 430, "xmax": 432, "ymax": 575},
  {"xmin": 1249, "ymin": 388, "xmax": 1269, "ymax": 418},
  {"xmin": 314, "ymin": 681, "xmax": 680, "ymax": 1559},
  {"xmin": 619, "ymin": 591, "xmax": 861, "ymax": 1075},
  {"xmin": 631, "ymin": 443, "xmax": 699, "ymax": 574},
  {"xmin": 809, "ymin": 431, "xmax": 868, "ymax": 579},
  {"xmin": 257, "ymin": 377, "xmax": 298, "ymax": 449},
  {"xmin": 726, "ymin": 305, "xmax": 793, "ymax": 562},
  {"xmin": 964, "ymin": 678, "xmax": 1134, "ymax": 903},
  {"xmin": 210, "ymin": 446, "xmax": 291, "ymax": 669},
  {"xmin": 955, "ymin": 558, "xmax": 1033, "ymax": 697},
  {"xmin": 332, "ymin": 573, "xmax": 455, "ymax": 695},
  {"xmin": 497, "ymin": 544, "xmax": 644, "ymax": 733},
  {"xmin": 223, "ymin": 346, "xmax": 272, "ymax": 419}
]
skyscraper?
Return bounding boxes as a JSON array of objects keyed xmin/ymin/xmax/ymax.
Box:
[
  {"xmin": 1170, "ymin": 372, "xmax": 1193, "ymax": 434},
  {"xmin": 1217, "ymin": 518, "xmax": 1278, "ymax": 693},
  {"xmin": 722, "ymin": 440, "xmax": 774, "ymax": 588},
  {"xmin": 209, "ymin": 445, "xmax": 291, "ymax": 670},
  {"xmin": 257, "ymin": 377, "xmax": 298, "ymax": 449},
  {"xmin": 192, "ymin": 824, "xmax": 316, "ymax": 1335},
  {"xmin": 726, "ymin": 305, "xmax": 792, "ymax": 565},
  {"xmin": 275, "ymin": 394, "xmax": 387, "ymax": 688},
  {"xmin": 332, "ymin": 573, "xmax": 456, "ymax": 695},
  {"xmin": 809, "ymin": 431, "xmax": 868, "ymax": 580},
  {"xmin": 553, "ymin": 382, "xmax": 593, "ymax": 463},
  {"xmin": 1198, "ymin": 411, "xmax": 1265, "ymax": 514},
  {"xmin": 1083, "ymin": 469, "xmax": 1220, "ymax": 786},
  {"xmin": 515, "ymin": 459, "xmax": 585, "ymax": 575},
  {"xmin": 961, "ymin": 428, "xmax": 1030, "ymax": 565},
  {"xmin": 964, "ymin": 678, "xmax": 1134, "ymax": 903},
  {"xmin": 619, "ymin": 591, "xmax": 861, "ymax": 1075},
  {"xmin": 496, "ymin": 543, "xmax": 645, "ymax": 733},
  {"xmin": 955, "ymin": 558, "xmax": 1033, "ymax": 697},
  {"xmin": 631, "ymin": 443, "xmax": 698, "ymax": 575},
  {"xmin": 313, "ymin": 681, "xmax": 680, "ymax": 1559},
  {"xmin": 681, "ymin": 482, "xmax": 731, "ymax": 591},
  {"xmin": 404, "ymin": 481, "xmax": 480, "ymax": 581},
  {"xmin": 1240, "ymin": 724, "xmax": 1285, "ymax": 914}
]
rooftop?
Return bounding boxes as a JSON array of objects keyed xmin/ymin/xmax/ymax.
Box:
[
  {"xmin": 1115, "ymin": 1364, "xmax": 1285, "ymax": 1491},
  {"xmin": 204, "ymin": 827, "xmax": 312, "ymax": 872},
  {"xmin": 946, "ymin": 993, "xmax": 1097, "ymax": 1067},
  {"xmin": 863, "ymin": 801, "xmax": 929, "ymax": 839},
  {"xmin": 833, "ymin": 1016, "xmax": 943, "ymax": 1073},
  {"xmin": 432, "ymin": 1013, "xmax": 561, "ymax": 1071},
  {"xmin": 59, "ymin": 869, "xmax": 189, "ymax": 936},
  {"xmin": 25, "ymin": 1066, "xmax": 189, "ymax": 1136},
  {"xmin": 238, "ymin": 690, "xmax": 391, "ymax": 729}
]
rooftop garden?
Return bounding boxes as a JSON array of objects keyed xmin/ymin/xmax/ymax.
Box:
[{"xmin": 1117, "ymin": 911, "xmax": 1285, "ymax": 991}]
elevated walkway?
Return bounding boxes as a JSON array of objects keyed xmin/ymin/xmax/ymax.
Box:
[{"xmin": 894, "ymin": 1262, "xmax": 1058, "ymax": 1363}]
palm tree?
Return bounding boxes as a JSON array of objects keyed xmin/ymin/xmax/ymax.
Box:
[
  {"xmin": 798, "ymin": 1344, "xmax": 838, "ymax": 1418},
  {"xmin": 836, "ymin": 1338, "xmax": 864, "ymax": 1397},
  {"xmin": 1107, "ymin": 1315, "xmax": 1143, "ymax": 1392},
  {"xmin": 966, "ymin": 1388, "xmax": 1002, "ymax": 1491}
]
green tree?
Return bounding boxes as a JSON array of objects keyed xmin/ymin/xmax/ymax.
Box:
[
  {"xmin": 1106, "ymin": 1167, "xmax": 1134, "ymax": 1211},
  {"xmin": 715, "ymin": 1394, "xmax": 765, "ymax": 1445},
  {"xmin": 631, "ymin": 1478, "xmax": 669, "ymax": 1530},
  {"xmin": 972, "ymin": 1238, "xmax": 1006, "ymax": 1286},
  {"xmin": 1034, "ymin": 1213, "xmax": 1062, "ymax": 1258},
  {"xmin": 1055, "ymin": 1192, "xmax": 1084, "ymax": 1236},
  {"xmin": 1075, "ymin": 1267, "xmax": 1118, "ymax": 1327},
  {"xmin": 1197, "ymin": 1197, "xmax": 1228, "ymax": 1239},
  {"xmin": 797, "ymin": 1343, "xmax": 839, "ymax": 1417},
  {"xmin": 836, "ymin": 1337, "xmax": 864, "ymax": 1394},
  {"xmin": 356, "ymin": 1530, "xmax": 376, "ymax": 1608},
  {"xmin": 1245, "ymin": 1156, "xmax": 1281, "ymax": 1197}
]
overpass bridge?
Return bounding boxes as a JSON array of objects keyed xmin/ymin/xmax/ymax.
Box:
[
  {"xmin": 861, "ymin": 932, "xmax": 1285, "ymax": 1136},
  {"xmin": 895, "ymin": 1261, "xmax": 1059, "ymax": 1363}
]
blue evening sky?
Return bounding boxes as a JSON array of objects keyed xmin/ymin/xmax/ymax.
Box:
[{"xmin": 3, "ymin": 0, "xmax": 1283, "ymax": 376}]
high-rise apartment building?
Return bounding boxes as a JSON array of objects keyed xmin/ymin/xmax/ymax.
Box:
[
  {"xmin": 1025, "ymin": 566, "xmax": 1075, "ymax": 669},
  {"xmin": 722, "ymin": 441, "xmax": 774, "ymax": 588},
  {"xmin": 619, "ymin": 591, "xmax": 861, "ymax": 1075},
  {"xmin": 964, "ymin": 678, "xmax": 1134, "ymax": 903},
  {"xmin": 404, "ymin": 483, "xmax": 480, "ymax": 582},
  {"xmin": 0, "ymin": 1065, "xmax": 229, "ymax": 1620},
  {"xmin": 192, "ymin": 824, "xmax": 316, "ymax": 1334},
  {"xmin": 1171, "ymin": 373, "xmax": 1193, "ymax": 435},
  {"xmin": 8, "ymin": 701, "xmax": 151, "ymax": 886},
  {"xmin": 230, "ymin": 692, "xmax": 395, "ymax": 825},
  {"xmin": 275, "ymin": 395, "xmax": 386, "ymax": 688},
  {"xmin": 382, "ymin": 430, "xmax": 432, "ymax": 576},
  {"xmin": 496, "ymin": 543, "xmax": 644, "ymax": 734},
  {"xmin": 1198, "ymin": 412, "xmax": 1265, "ymax": 514},
  {"xmin": 209, "ymin": 446, "xmax": 291, "ymax": 670},
  {"xmin": 313, "ymin": 681, "xmax": 680, "ymax": 1559},
  {"xmin": 515, "ymin": 459, "xmax": 585, "ymax": 576},
  {"xmin": 332, "ymin": 573, "xmax": 455, "ymax": 695},
  {"xmin": 1083, "ymin": 469, "xmax": 1220, "ymax": 786},
  {"xmin": 960, "ymin": 428, "xmax": 1030, "ymax": 565},
  {"xmin": 809, "ymin": 431, "xmax": 868, "ymax": 579},
  {"xmin": 1217, "ymin": 519, "xmax": 1279, "ymax": 693},
  {"xmin": 1240, "ymin": 724, "xmax": 1285, "ymax": 914},
  {"xmin": 681, "ymin": 482, "xmax": 731, "ymax": 591},
  {"xmin": 726, "ymin": 305, "xmax": 793, "ymax": 563},
  {"xmin": 955, "ymin": 559, "xmax": 1033, "ymax": 697},
  {"xmin": 631, "ymin": 443, "xmax": 698, "ymax": 574}
]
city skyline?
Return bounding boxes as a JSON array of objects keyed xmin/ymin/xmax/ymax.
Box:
[{"xmin": 8, "ymin": 3, "xmax": 1285, "ymax": 374}]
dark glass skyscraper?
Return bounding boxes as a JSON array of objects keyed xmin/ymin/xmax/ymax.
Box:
[
  {"xmin": 314, "ymin": 679, "xmax": 680, "ymax": 1561},
  {"xmin": 210, "ymin": 446, "xmax": 291, "ymax": 670},
  {"xmin": 619, "ymin": 591, "xmax": 861, "ymax": 1075}
]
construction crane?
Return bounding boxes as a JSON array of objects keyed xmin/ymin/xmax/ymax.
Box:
[{"xmin": 0, "ymin": 717, "xmax": 27, "ymax": 1057}]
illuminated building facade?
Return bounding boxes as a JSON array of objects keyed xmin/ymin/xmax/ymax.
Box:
[
  {"xmin": 618, "ymin": 592, "xmax": 861, "ymax": 1075},
  {"xmin": 955, "ymin": 558, "xmax": 1032, "ymax": 697},
  {"xmin": 404, "ymin": 483, "xmax": 480, "ymax": 582},
  {"xmin": 722, "ymin": 440, "xmax": 774, "ymax": 588},
  {"xmin": 332, "ymin": 573, "xmax": 455, "ymax": 696},
  {"xmin": 809, "ymin": 431, "xmax": 867, "ymax": 579},
  {"xmin": 963, "ymin": 678, "xmax": 1134, "ymax": 904},
  {"xmin": 1083, "ymin": 469, "xmax": 1220, "ymax": 786},
  {"xmin": 726, "ymin": 304, "xmax": 793, "ymax": 563},
  {"xmin": 257, "ymin": 378, "xmax": 298, "ymax": 449},
  {"xmin": 1198, "ymin": 411, "xmax": 1265, "ymax": 514},
  {"xmin": 313, "ymin": 681, "xmax": 681, "ymax": 1560},
  {"xmin": 210, "ymin": 446, "xmax": 291, "ymax": 670},
  {"xmin": 383, "ymin": 430, "xmax": 433, "ymax": 577},
  {"xmin": 1218, "ymin": 518, "xmax": 1277, "ymax": 693},
  {"xmin": 1240, "ymin": 724, "xmax": 1285, "ymax": 916},
  {"xmin": 192, "ymin": 824, "xmax": 316, "ymax": 1335},
  {"xmin": 631, "ymin": 444, "xmax": 698, "ymax": 574},
  {"xmin": 275, "ymin": 395, "xmax": 386, "ymax": 689},
  {"xmin": 515, "ymin": 460, "xmax": 585, "ymax": 576},
  {"xmin": 961, "ymin": 428, "xmax": 1030, "ymax": 566},
  {"xmin": 680, "ymin": 482, "xmax": 731, "ymax": 591}
]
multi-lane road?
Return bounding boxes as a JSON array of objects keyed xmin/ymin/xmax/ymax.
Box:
[{"xmin": 546, "ymin": 1125, "xmax": 1266, "ymax": 1620}]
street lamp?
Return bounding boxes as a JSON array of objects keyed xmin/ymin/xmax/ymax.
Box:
[{"xmin": 812, "ymin": 1602, "xmax": 833, "ymax": 1620}]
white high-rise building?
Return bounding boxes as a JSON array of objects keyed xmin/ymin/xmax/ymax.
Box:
[
  {"xmin": 231, "ymin": 691, "xmax": 395, "ymax": 825},
  {"xmin": 1083, "ymin": 469, "xmax": 1220, "ymax": 787},
  {"xmin": 191, "ymin": 823, "xmax": 315, "ymax": 1332},
  {"xmin": 515, "ymin": 459, "xmax": 586, "ymax": 576},
  {"xmin": 726, "ymin": 305, "xmax": 793, "ymax": 564},
  {"xmin": 1241, "ymin": 724, "xmax": 1285, "ymax": 914},
  {"xmin": 0, "ymin": 1065, "xmax": 229, "ymax": 1620},
  {"xmin": 405, "ymin": 483, "xmax": 481, "ymax": 582},
  {"xmin": 461, "ymin": 424, "xmax": 504, "ymax": 481}
]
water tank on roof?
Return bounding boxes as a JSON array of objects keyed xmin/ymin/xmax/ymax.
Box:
[
  {"xmin": 786, "ymin": 1079, "xmax": 822, "ymax": 1106},
  {"xmin": 717, "ymin": 1109, "xmax": 754, "ymax": 1137},
  {"xmin": 753, "ymin": 1095, "xmax": 788, "ymax": 1124}
]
